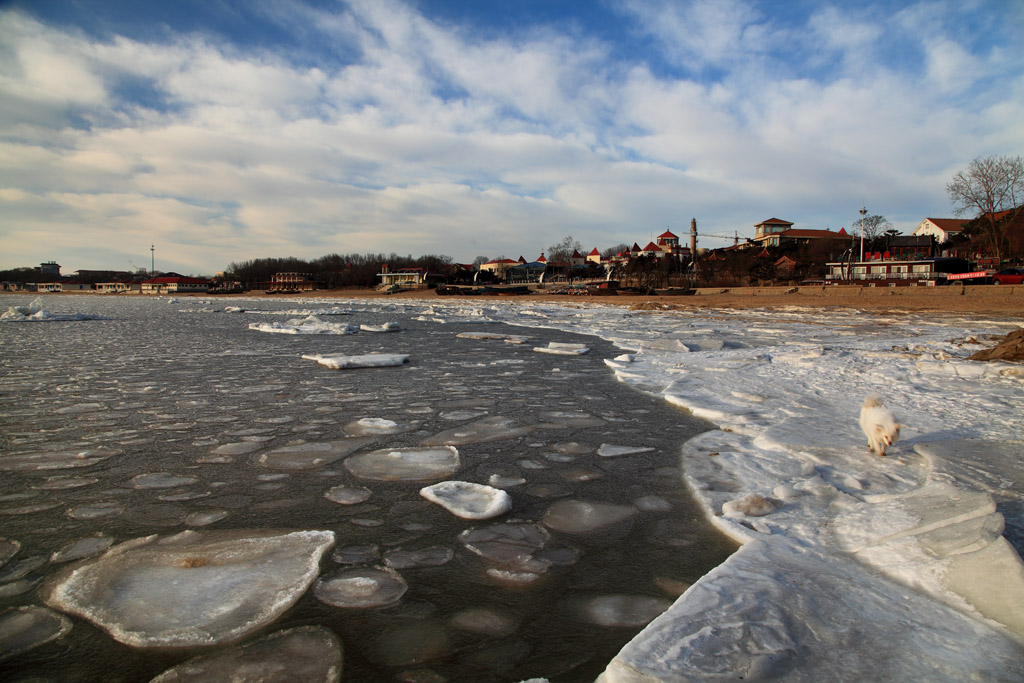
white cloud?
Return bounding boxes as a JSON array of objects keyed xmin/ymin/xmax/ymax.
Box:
[{"xmin": 0, "ymin": 2, "xmax": 1021, "ymax": 274}]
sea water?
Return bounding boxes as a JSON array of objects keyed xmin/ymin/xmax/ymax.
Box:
[{"xmin": 0, "ymin": 296, "xmax": 735, "ymax": 682}]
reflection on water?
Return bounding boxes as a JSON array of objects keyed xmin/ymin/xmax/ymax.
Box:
[{"xmin": 0, "ymin": 296, "xmax": 736, "ymax": 682}]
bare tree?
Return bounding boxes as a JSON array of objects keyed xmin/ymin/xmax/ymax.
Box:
[
  {"xmin": 853, "ymin": 214, "xmax": 893, "ymax": 243},
  {"xmin": 947, "ymin": 154, "xmax": 1024, "ymax": 259},
  {"xmin": 547, "ymin": 235, "xmax": 582, "ymax": 264},
  {"xmin": 602, "ymin": 243, "xmax": 630, "ymax": 259}
]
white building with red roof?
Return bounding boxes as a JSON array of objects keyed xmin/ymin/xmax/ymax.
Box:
[{"xmin": 911, "ymin": 218, "xmax": 968, "ymax": 243}]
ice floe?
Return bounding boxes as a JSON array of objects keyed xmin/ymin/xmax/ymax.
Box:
[
  {"xmin": 542, "ymin": 499, "xmax": 638, "ymax": 535},
  {"xmin": 533, "ymin": 342, "xmax": 590, "ymax": 355},
  {"xmin": 0, "ymin": 606, "xmax": 72, "ymax": 662},
  {"xmin": 420, "ymin": 481, "xmax": 512, "ymax": 519},
  {"xmin": 302, "ymin": 353, "xmax": 410, "ymax": 369},
  {"xmin": 359, "ymin": 322, "xmax": 401, "ymax": 332},
  {"xmin": 314, "ymin": 567, "xmax": 407, "ymax": 608},
  {"xmin": 248, "ymin": 316, "xmax": 358, "ymax": 334},
  {"xmin": 345, "ymin": 446, "xmax": 461, "ymax": 482},
  {"xmin": 40, "ymin": 529, "xmax": 334, "ymax": 647},
  {"xmin": 1, "ymin": 298, "xmax": 108, "ymax": 322},
  {"xmin": 150, "ymin": 626, "xmax": 342, "ymax": 682},
  {"xmin": 256, "ymin": 437, "xmax": 373, "ymax": 470}
]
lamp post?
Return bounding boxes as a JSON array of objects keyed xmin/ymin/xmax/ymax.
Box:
[{"xmin": 858, "ymin": 205, "xmax": 867, "ymax": 265}]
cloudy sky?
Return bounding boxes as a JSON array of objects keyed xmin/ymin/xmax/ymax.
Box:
[{"xmin": 1, "ymin": 0, "xmax": 1021, "ymax": 276}]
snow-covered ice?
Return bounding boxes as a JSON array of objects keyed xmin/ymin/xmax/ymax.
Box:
[
  {"xmin": 3, "ymin": 293, "xmax": 1023, "ymax": 680},
  {"xmin": 419, "ymin": 480, "xmax": 513, "ymax": 519},
  {"xmin": 249, "ymin": 315, "xmax": 358, "ymax": 334},
  {"xmin": 314, "ymin": 567, "xmax": 408, "ymax": 608},
  {"xmin": 302, "ymin": 352, "xmax": 410, "ymax": 368},
  {"xmin": 1, "ymin": 298, "xmax": 108, "ymax": 322}
]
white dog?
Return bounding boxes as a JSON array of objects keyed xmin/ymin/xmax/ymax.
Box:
[{"xmin": 859, "ymin": 395, "xmax": 901, "ymax": 457}]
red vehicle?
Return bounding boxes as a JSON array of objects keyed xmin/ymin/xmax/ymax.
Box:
[{"xmin": 992, "ymin": 268, "xmax": 1024, "ymax": 285}]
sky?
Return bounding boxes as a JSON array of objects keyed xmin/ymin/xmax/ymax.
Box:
[{"xmin": 1, "ymin": 0, "xmax": 1021, "ymax": 277}]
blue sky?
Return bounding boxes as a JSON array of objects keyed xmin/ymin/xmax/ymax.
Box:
[{"xmin": 1, "ymin": 0, "xmax": 1021, "ymax": 276}]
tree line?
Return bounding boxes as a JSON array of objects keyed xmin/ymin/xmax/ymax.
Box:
[{"xmin": 221, "ymin": 253, "xmax": 458, "ymax": 289}]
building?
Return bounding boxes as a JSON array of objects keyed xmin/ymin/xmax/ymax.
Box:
[
  {"xmin": 478, "ymin": 258, "xmax": 521, "ymax": 280},
  {"xmin": 268, "ymin": 272, "xmax": 315, "ymax": 292},
  {"xmin": 751, "ymin": 218, "xmax": 794, "ymax": 245},
  {"xmin": 751, "ymin": 218, "xmax": 847, "ymax": 247},
  {"xmin": 824, "ymin": 257, "xmax": 971, "ymax": 285},
  {"xmin": 884, "ymin": 235, "xmax": 934, "ymax": 260},
  {"xmin": 95, "ymin": 282, "xmax": 131, "ymax": 293},
  {"xmin": 27, "ymin": 282, "xmax": 63, "ymax": 292},
  {"xmin": 141, "ymin": 276, "xmax": 211, "ymax": 294},
  {"xmin": 39, "ymin": 261, "xmax": 61, "ymax": 277},
  {"xmin": 911, "ymin": 218, "xmax": 968, "ymax": 243}
]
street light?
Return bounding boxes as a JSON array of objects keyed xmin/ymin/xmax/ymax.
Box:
[{"xmin": 858, "ymin": 205, "xmax": 867, "ymax": 263}]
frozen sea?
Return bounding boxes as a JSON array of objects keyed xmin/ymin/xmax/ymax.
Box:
[
  {"xmin": 1, "ymin": 296, "xmax": 732, "ymax": 682},
  {"xmin": 3, "ymin": 294, "xmax": 1024, "ymax": 682}
]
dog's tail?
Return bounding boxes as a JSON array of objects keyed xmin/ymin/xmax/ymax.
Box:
[{"xmin": 863, "ymin": 394, "xmax": 885, "ymax": 408}]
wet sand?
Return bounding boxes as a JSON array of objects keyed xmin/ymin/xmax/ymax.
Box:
[{"xmin": 225, "ymin": 284, "xmax": 1024, "ymax": 317}]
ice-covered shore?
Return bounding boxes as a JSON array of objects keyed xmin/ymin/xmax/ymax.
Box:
[{"xmin": 367, "ymin": 299, "xmax": 1024, "ymax": 680}]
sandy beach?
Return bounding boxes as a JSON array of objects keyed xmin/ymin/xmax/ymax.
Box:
[{"xmin": 213, "ymin": 283, "xmax": 1024, "ymax": 317}]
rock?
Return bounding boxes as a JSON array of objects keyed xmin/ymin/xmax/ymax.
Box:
[{"xmin": 968, "ymin": 328, "xmax": 1024, "ymax": 362}]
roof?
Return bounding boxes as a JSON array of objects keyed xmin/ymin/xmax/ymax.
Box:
[
  {"xmin": 642, "ymin": 241, "xmax": 661, "ymax": 252},
  {"xmin": 755, "ymin": 218, "xmax": 794, "ymax": 227},
  {"xmin": 484, "ymin": 258, "xmax": 519, "ymax": 265},
  {"xmin": 782, "ymin": 229, "xmax": 844, "ymax": 238},
  {"xmin": 589, "ymin": 247, "xmax": 600, "ymax": 255},
  {"xmin": 144, "ymin": 276, "xmax": 209, "ymax": 285},
  {"xmin": 571, "ymin": 249, "xmax": 584, "ymax": 259},
  {"xmin": 923, "ymin": 218, "xmax": 967, "ymax": 232},
  {"xmin": 658, "ymin": 230, "xmax": 678, "ymax": 239}
]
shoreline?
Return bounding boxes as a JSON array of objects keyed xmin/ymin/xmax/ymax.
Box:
[{"xmin": 11, "ymin": 283, "xmax": 1024, "ymax": 316}]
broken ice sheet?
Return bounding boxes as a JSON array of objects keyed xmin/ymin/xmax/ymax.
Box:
[
  {"xmin": 345, "ymin": 446, "xmax": 461, "ymax": 482},
  {"xmin": 40, "ymin": 529, "xmax": 335, "ymax": 648},
  {"xmin": 0, "ymin": 606, "xmax": 72, "ymax": 662},
  {"xmin": 314, "ymin": 567, "xmax": 407, "ymax": 609},
  {"xmin": 302, "ymin": 353, "xmax": 410, "ymax": 369},
  {"xmin": 150, "ymin": 625, "xmax": 342, "ymax": 683},
  {"xmin": 420, "ymin": 481, "xmax": 512, "ymax": 520}
]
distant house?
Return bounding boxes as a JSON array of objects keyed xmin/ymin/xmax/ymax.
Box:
[
  {"xmin": 27, "ymin": 282, "xmax": 62, "ymax": 293},
  {"xmin": 586, "ymin": 248, "xmax": 602, "ymax": 265},
  {"xmin": 911, "ymin": 218, "xmax": 967, "ymax": 243},
  {"xmin": 95, "ymin": 282, "xmax": 130, "ymax": 293},
  {"xmin": 141, "ymin": 276, "xmax": 211, "ymax": 294},
  {"xmin": 376, "ymin": 265, "xmax": 445, "ymax": 290},
  {"xmin": 884, "ymin": 235, "xmax": 934, "ymax": 260},
  {"xmin": 478, "ymin": 258, "xmax": 520, "ymax": 280}
]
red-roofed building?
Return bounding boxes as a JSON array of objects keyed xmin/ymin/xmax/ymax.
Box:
[
  {"xmin": 587, "ymin": 247, "xmax": 601, "ymax": 265},
  {"xmin": 751, "ymin": 218, "xmax": 847, "ymax": 248}
]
